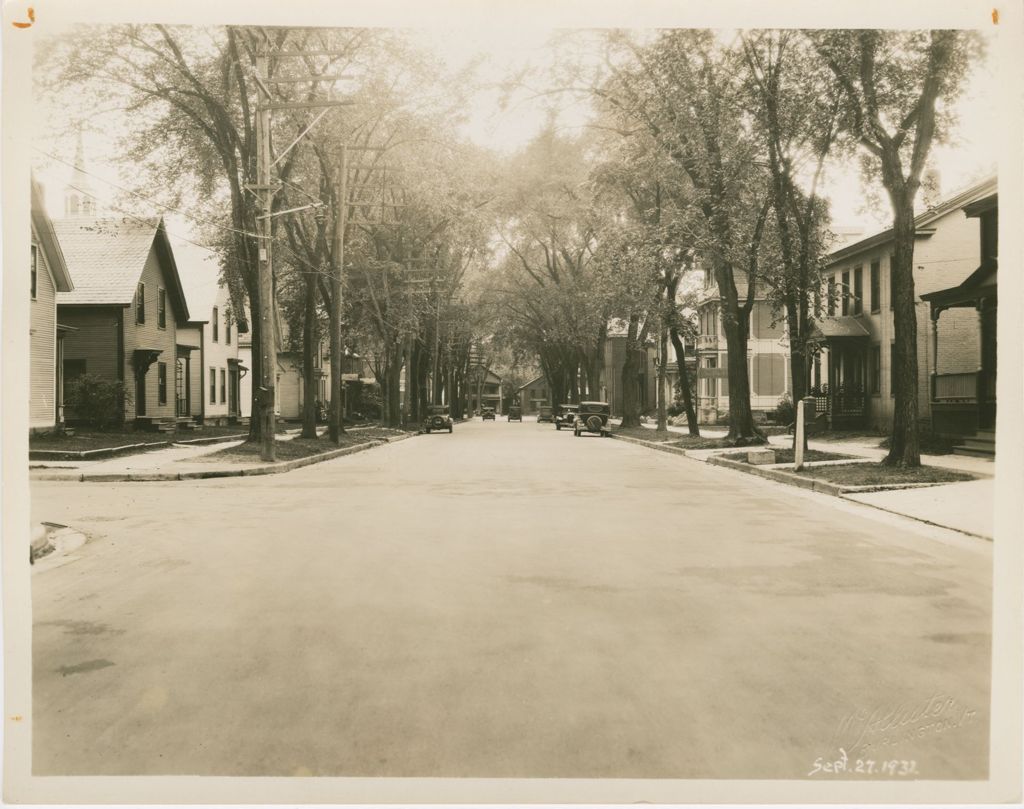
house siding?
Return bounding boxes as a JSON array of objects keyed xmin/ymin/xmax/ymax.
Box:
[
  {"xmin": 122, "ymin": 243, "xmax": 180, "ymax": 420},
  {"xmin": 825, "ymin": 193, "xmax": 985, "ymax": 431},
  {"xmin": 30, "ymin": 226, "xmax": 58, "ymax": 429},
  {"xmin": 202, "ymin": 286, "xmax": 240, "ymax": 422}
]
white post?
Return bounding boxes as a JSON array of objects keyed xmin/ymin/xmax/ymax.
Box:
[{"xmin": 794, "ymin": 397, "xmax": 805, "ymax": 472}]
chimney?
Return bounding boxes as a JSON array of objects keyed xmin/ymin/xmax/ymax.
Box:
[{"xmin": 922, "ymin": 168, "xmax": 941, "ymax": 209}]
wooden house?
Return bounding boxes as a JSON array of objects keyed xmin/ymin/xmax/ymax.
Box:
[
  {"xmin": 29, "ymin": 175, "xmax": 75, "ymax": 433},
  {"xmin": 55, "ymin": 215, "xmax": 193, "ymax": 429}
]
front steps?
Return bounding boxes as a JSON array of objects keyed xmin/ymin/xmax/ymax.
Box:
[{"xmin": 953, "ymin": 429, "xmax": 995, "ymax": 458}]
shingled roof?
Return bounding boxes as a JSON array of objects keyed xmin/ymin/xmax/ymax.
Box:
[{"xmin": 54, "ymin": 216, "xmax": 190, "ymax": 320}]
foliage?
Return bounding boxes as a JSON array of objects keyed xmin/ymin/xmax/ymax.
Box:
[
  {"xmin": 65, "ymin": 374, "xmax": 131, "ymax": 429},
  {"xmin": 770, "ymin": 393, "xmax": 795, "ymax": 426}
]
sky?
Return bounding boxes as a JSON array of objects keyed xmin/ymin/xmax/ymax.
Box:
[{"xmin": 34, "ymin": 25, "xmax": 1000, "ymax": 304}]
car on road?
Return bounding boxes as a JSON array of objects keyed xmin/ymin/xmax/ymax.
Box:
[
  {"xmin": 423, "ymin": 405, "xmax": 453, "ymax": 434},
  {"xmin": 481, "ymin": 407, "xmax": 496, "ymax": 421},
  {"xmin": 537, "ymin": 406, "xmax": 553, "ymax": 423},
  {"xmin": 574, "ymin": 401, "xmax": 611, "ymax": 437},
  {"xmin": 554, "ymin": 404, "xmax": 579, "ymax": 431},
  {"xmin": 507, "ymin": 406, "xmax": 522, "ymax": 422}
]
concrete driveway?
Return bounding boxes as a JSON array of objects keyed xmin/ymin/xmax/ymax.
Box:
[{"xmin": 31, "ymin": 418, "xmax": 992, "ymax": 778}]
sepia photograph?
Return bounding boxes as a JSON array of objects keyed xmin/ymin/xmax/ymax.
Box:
[{"xmin": 3, "ymin": 0, "xmax": 1022, "ymax": 804}]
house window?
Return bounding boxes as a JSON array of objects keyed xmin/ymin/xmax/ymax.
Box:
[
  {"xmin": 841, "ymin": 271, "xmax": 850, "ymax": 316},
  {"xmin": 852, "ymin": 267, "xmax": 863, "ymax": 315},
  {"xmin": 220, "ymin": 369, "xmax": 226, "ymax": 403},
  {"xmin": 869, "ymin": 345, "xmax": 881, "ymax": 394},
  {"xmin": 753, "ymin": 353, "xmax": 786, "ymax": 396},
  {"xmin": 827, "ymin": 276, "xmax": 836, "ymax": 316},
  {"xmin": 158, "ymin": 362, "xmax": 168, "ymax": 405},
  {"xmin": 210, "ymin": 367, "xmax": 216, "ymax": 404},
  {"xmin": 889, "ymin": 254, "xmax": 896, "ymax": 310},
  {"xmin": 212, "ymin": 307, "xmax": 219, "ymax": 342},
  {"xmin": 158, "ymin": 288, "xmax": 167, "ymax": 329},
  {"xmin": 64, "ymin": 358, "xmax": 87, "ymax": 381},
  {"xmin": 31, "ymin": 244, "xmax": 38, "ymax": 299},
  {"xmin": 226, "ymin": 317, "xmax": 232, "ymax": 345},
  {"xmin": 136, "ymin": 283, "xmax": 146, "ymax": 324},
  {"xmin": 870, "ymin": 260, "xmax": 880, "ymax": 313}
]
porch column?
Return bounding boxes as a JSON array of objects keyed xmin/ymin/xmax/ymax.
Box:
[
  {"xmin": 976, "ymin": 297, "xmax": 986, "ymax": 409},
  {"xmin": 930, "ymin": 306, "xmax": 940, "ymax": 402}
]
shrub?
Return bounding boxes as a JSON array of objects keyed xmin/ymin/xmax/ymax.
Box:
[
  {"xmin": 770, "ymin": 393, "xmax": 795, "ymax": 426},
  {"xmin": 65, "ymin": 374, "xmax": 130, "ymax": 430}
]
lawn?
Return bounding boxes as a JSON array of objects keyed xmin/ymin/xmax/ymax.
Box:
[
  {"xmin": 196, "ymin": 427, "xmax": 400, "ymax": 463},
  {"xmin": 614, "ymin": 426, "xmax": 761, "ymax": 450},
  {"xmin": 721, "ymin": 448, "xmax": 857, "ymax": 464},
  {"xmin": 30, "ymin": 430, "xmax": 169, "ymax": 452},
  {"xmin": 795, "ymin": 463, "xmax": 973, "ymax": 486}
]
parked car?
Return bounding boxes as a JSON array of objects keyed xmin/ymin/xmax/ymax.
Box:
[
  {"xmin": 423, "ymin": 405, "xmax": 453, "ymax": 434},
  {"xmin": 574, "ymin": 401, "xmax": 611, "ymax": 437},
  {"xmin": 481, "ymin": 407, "xmax": 496, "ymax": 421},
  {"xmin": 537, "ymin": 405, "xmax": 554, "ymax": 423},
  {"xmin": 507, "ymin": 405, "xmax": 522, "ymax": 422},
  {"xmin": 554, "ymin": 404, "xmax": 579, "ymax": 431}
]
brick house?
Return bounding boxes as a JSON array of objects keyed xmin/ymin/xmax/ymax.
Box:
[
  {"xmin": 55, "ymin": 215, "xmax": 193, "ymax": 428},
  {"xmin": 815, "ymin": 175, "xmax": 996, "ymax": 431},
  {"xmin": 29, "ymin": 175, "xmax": 75, "ymax": 433},
  {"xmin": 920, "ymin": 191, "xmax": 998, "ymax": 454}
]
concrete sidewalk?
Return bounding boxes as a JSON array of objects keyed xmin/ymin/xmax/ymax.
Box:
[
  {"xmin": 634, "ymin": 423, "xmax": 995, "ymax": 540},
  {"xmin": 30, "ymin": 427, "xmax": 404, "ymax": 482}
]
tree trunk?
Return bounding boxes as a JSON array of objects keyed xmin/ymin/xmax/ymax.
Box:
[
  {"xmin": 246, "ymin": 285, "xmax": 265, "ymax": 443},
  {"xmin": 669, "ymin": 324, "xmax": 700, "ymax": 436},
  {"xmin": 722, "ymin": 305, "xmax": 764, "ymax": 444},
  {"xmin": 884, "ymin": 195, "xmax": 921, "ymax": 466},
  {"xmin": 300, "ymin": 275, "xmax": 318, "ymax": 439},
  {"xmin": 620, "ymin": 314, "xmax": 642, "ymax": 428},
  {"xmin": 656, "ymin": 324, "xmax": 668, "ymax": 432}
]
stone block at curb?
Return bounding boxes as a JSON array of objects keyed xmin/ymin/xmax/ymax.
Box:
[{"xmin": 747, "ymin": 449, "xmax": 776, "ymax": 465}]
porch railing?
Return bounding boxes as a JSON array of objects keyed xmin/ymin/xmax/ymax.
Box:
[
  {"xmin": 810, "ymin": 385, "xmax": 866, "ymax": 417},
  {"xmin": 933, "ymin": 371, "xmax": 977, "ymax": 401}
]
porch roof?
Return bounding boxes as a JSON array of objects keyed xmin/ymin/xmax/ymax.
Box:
[
  {"xmin": 920, "ymin": 258, "xmax": 997, "ymax": 311},
  {"xmin": 811, "ymin": 316, "xmax": 871, "ymax": 340}
]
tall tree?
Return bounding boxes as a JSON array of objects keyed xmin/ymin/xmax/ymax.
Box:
[{"xmin": 810, "ymin": 30, "xmax": 981, "ymax": 466}]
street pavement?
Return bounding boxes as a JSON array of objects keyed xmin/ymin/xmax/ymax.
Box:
[{"xmin": 31, "ymin": 418, "xmax": 992, "ymax": 779}]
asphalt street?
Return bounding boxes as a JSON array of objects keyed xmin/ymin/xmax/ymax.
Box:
[{"xmin": 31, "ymin": 418, "xmax": 992, "ymax": 778}]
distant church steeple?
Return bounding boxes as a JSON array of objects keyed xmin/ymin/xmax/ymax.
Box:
[{"xmin": 64, "ymin": 127, "xmax": 98, "ymax": 217}]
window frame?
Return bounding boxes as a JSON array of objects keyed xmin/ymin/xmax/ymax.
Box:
[
  {"xmin": 157, "ymin": 287, "xmax": 167, "ymax": 329},
  {"xmin": 852, "ymin": 267, "xmax": 863, "ymax": 315},
  {"xmin": 220, "ymin": 368, "xmax": 226, "ymax": 404},
  {"xmin": 157, "ymin": 362, "xmax": 168, "ymax": 405},
  {"xmin": 841, "ymin": 270, "xmax": 850, "ymax": 316},
  {"xmin": 869, "ymin": 260, "xmax": 881, "ymax": 313},
  {"xmin": 136, "ymin": 283, "xmax": 146, "ymax": 325},
  {"xmin": 827, "ymin": 276, "xmax": 836, "ymax": 317},
  {"xmin": 212, "ymin": 306, "xmax": 219, "ymax": 342},
  {"xmin": 210, "ymin": 367, "xmax": 217, "ymax": 404}
]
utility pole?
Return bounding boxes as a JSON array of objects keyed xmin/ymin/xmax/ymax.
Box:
[
  {"xmin": 255, "ymin": 51, "xmax": 277, "ymax": 462},
  {"xmin": 329, "ymin": 144, "xmax": 348, "ymax": 443}
]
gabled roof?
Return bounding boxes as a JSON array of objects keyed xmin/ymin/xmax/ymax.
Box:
[
  {"xmin": 54, "ymin": 216, "xmax": 190, "ymax": 321},
  {"xmin": 516, "ymin": 374, "xmax": 545, "ymax": 391},
  {"xmin": 827, "ymin": 175, "xmax": 998, "ymax": 266},
  {"xmin": 30, "ymin": 175, "xmax": 73, "ymax": 293}
]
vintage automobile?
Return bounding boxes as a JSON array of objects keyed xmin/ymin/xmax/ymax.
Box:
[
  {"xmin": 574, "ymin": 401, "xmax": 611, "ymax": 437},
  {"xmin": 423, "ymin": 405, "xmax": 453, "ymax": 434},
  {"xmin": 481, "ymin": 407, "xmax": 496, "ymax": 421},
  {"xmin": 507, "ymin": 405, "xmax": 522, "ymax": 422},
  {"xmin": 536, "ymin": 405, "xmax": 554, "ymax": 423},
  {"xmin": 554, "ymin": 404, "xmax": 579, "ymax": 431}
]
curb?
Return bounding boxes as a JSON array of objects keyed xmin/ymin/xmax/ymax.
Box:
[
  {"xmin": 40, "ymin": 433, "xmax": 411, "ymax": 483},
  {"xmin": 608, "ymin": 433, "xmax": 695, "ymax": 457},
  {"xmin": 705, "ymin": 454, "xmax": 972, "ymax": 495},
  {"xmin": 836, "ymin": 495, "xmax": 993, "ymax": 541}
]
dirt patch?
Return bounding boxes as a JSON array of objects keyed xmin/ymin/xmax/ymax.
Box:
[
  {"xmin": 720, "ymin": 448, "xmax": 858, "ymax": 464},
  {"xmin": 195, "ymin": 428, "xmax": 401, "ymax": 463},
  {"xmin": 30, "ymin": 431, "xmax": 167, "ymax": 452}
]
